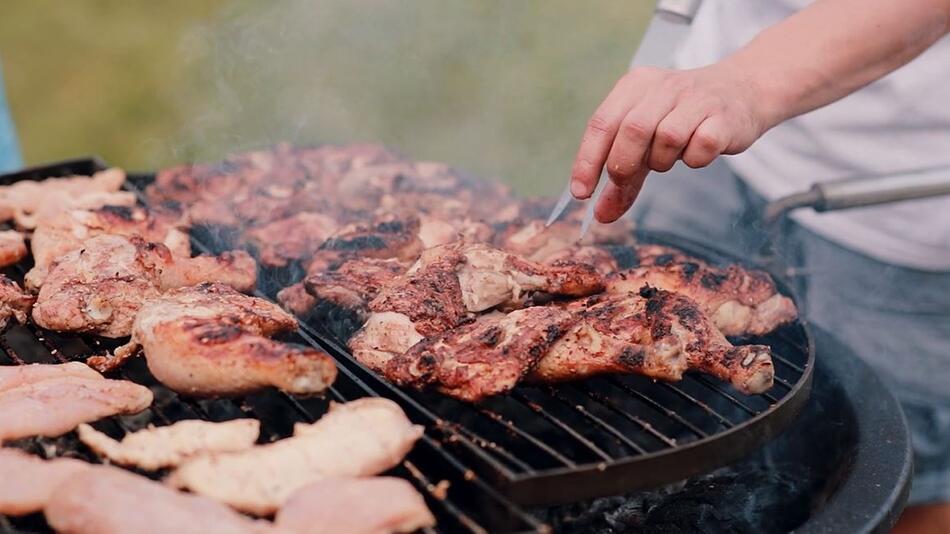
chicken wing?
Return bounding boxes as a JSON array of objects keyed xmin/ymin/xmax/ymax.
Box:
[
  {"xmin": 0, "ymin": 275, "xmax": 34, "ymax": 330},
  {"xmin": 109, "ymin": 283, "xmax": 336, "ymax": 397},
  {"xmin": 31, "ymin": 235, "xmax": 256, "ymax": 338},
  {"xmin": 168, "ymin": 398, "xmax": 423, "ymax": 515},
  {"xmin": 0, "ymin": 449, "xmax": 91, "ymax": 516}
]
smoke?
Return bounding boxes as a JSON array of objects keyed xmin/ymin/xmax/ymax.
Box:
[{"xmin": 168, "ymin": 1, "xmax": 651, "ymax": 195}]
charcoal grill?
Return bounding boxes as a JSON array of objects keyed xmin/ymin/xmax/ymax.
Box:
[{"xmin": 1, "ymin": 157, "xmax": 816, "ymax": 533}]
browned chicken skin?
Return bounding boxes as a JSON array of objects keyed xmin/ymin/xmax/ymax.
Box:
[
  {"xmin": 32, "ymin": 235, "xmax": 256, "ymax": 338},
  {"xmin": 303, "ymin": 257, "xmax": 409, "ymax": 313},
  {"xmin": 111, "ymin": 283, "xmax": 336, "ymax": 397}
]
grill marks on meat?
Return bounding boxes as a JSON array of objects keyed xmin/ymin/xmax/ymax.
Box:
[
  {"xmin": 275, "ymin": 477, "xmax": 436, "ymax": 534},
  {"xmin": 45, "ymin": 467, "xmax": 269, "ymax": 534},
  {"xmin": 303, "ymin": 257, "xmax": 408, "ymax": 313},
  {"xmin": 390, "ymin": 307, "xmax": 578, "ymax": 401},
  {"xmin": 31, "ymin": 235, "xmax": 256, "ymax": 338},
  {"xmin": 0, "ymin": 275, "xmax": 34, "ymax": 330},
  {"xmin": 109, "ymin": 283, "xmax": 336, "ymax": 397},
  {"xmin": 606, "ymin": 257, "xmax": 798, "ymax": 337},
  {"xmin": 533, "ymin": 288, "xmax": 775, "ymax": 395},
  {"xmin": 305, "ymin": 213, "xmax": 424, "ymax": 275},
  {"xmin": 168, "ymin": 398, "xmax": 423, "ymax": 516},
  {"xmin": 25, "ymin": 204, "xmax": 191, "ymax": 290},
  {"xmin": 0, "ymin": 449, "xmax": 91, "ymax": 516},
  {"xmin": 77, "ymin": 419, "xmax": 261, "ymax": 470},
  {"xmin": 0, "ymin": 363, "xmax": 153, "ymax": 442}
]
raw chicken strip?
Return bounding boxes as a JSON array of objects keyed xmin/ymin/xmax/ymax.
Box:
[
  {"xmin": 45, "ymin": 467, "xmax": 269, "ymax": 534},
  {"xmin": 0, "ymin": 449, "xmax": 90, "ymax": 516},
  {"xmin": 77, "ymin": 419, "xmax": 260, "ymax": 470},
  {"xmin": 276, "ymin": 477, "xmax": 436, "ymax": 534},
  {"xmin": 168, "ymin": 398, "xmax": 423, "ymax": 515}
]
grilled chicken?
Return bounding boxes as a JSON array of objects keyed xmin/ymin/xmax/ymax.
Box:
[
  {"xmin": 532, "ymin": 287, "xmax": 775, "ymax": 395},
  {"xmin": 77, "ymin": 419, "xmax": 260, "ymax": 470},
  {"xmin": 0, "ymin": 362, "xmax": 102, "ymax": 392},
  {"xmin": 277, "ymin": 283, "xmax": 320, "ymax": 316},
  {"xmin": 0, "ymin": 449, "xmax": 91, "ymax": 516},
  {"xmin": 0, "ymin": 275, "xmax": 34, "ymax": 330},
  {"xmin": 388, "ymin": 307, "xmax": 578, "ymax": 401},
  {"xmin": 275, "ymin": 477, "xmax": 436, "ymax": 534},
  {"xmin": 25, "ymin": 204, "xmax": 191, "ymax": 290},
  {"xmin": 45, "ymin": 467, "xmax": 269, "ymax": 534},
  {"xmin": 32, "ymin": 235, "xmax": 256, "ymax": 338},
  {"xmin": 168, "ymin": 398, "xmax": 423, "ymax": 515},
  {"xmin": 304, "ymin": 213, "xmax": 425, "ymax": 275},
  {"xmin": 0, "ymin": 371, "xmax": 153, "ymax": 442},
  {"xmin": 349, "ymin": 242, "xmax": 603, "ymax": 374},
  {"xmin": 606, "ymin": 259, "xmax": 798, "ymax": 337},
  {"xmin": 0, "ymin": 168, "xmax": 134, "ymax": 228},
  {"xmin": 106, "ymin": 283, "xmax": 336, "ymax": 396},
  {"xmin": 244, "ymin": 211, "xmax": 340, "ymax": 267},
  {"xmin": 495, "ymin": 217, "xmax": 636, "ymax": 262},
  {"xmin": 303, "ymin": 257, "xmax": 409, "ymax": 313},
  {"xmin": 0, "ymin": 230, "xmax": 26, "ymax": 268}
]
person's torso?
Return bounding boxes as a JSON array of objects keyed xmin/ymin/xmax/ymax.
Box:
[{"xmin": 674, "ymin": 0, "xmax": 950, "ymax": 270}]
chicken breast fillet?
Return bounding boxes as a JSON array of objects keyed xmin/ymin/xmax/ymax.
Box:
[
  {"xmin": 275, "ymin": 477, "xmax": 436, "ymax": 534},
  {"xmin": 77, "ymin": 419, "xmax": 260, "ymax": 470},
  {"xmin": 45, "ymin": 467, "xmax": 269, "ymax": 534},
  {"xmin": 25, "ymin": 204, "xmax": 191, "ymax": 291},
  {"xmin": 168, "ymin": 398, "xmax": 423, "ymax": 515},
  {"xmin": 108, "ymin": 283, "xmax": 336, "ymax": 397},
  {"xmin": 0, "ymin": 375, "xmax": 153, "ymax": 442},
  {"xmin": 0, "ymin": 449, "xmax": 91, "ymax": 516},
  {"xmin": 0, "ymin": 230, "xmax": 26, "ymax": 268},
  {"xmin": 0, "ymin": 275, "xmax": 35, "ymax": 330},
  {"xmin": 32, "ymin": 234, "xmax": 256, "ymax": 338}
]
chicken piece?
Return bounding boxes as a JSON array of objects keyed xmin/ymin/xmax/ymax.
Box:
[
  {"xmin": 277, "ymin": 282, "xmax": 319, "ymax": 316},
  {"xmin": 0, "ymin": 275, "xmax": 34, "ymax": 330},
  {"xmin": 304, "ymin": 213, "xmax": 424, "ymax": 275},
  {"xmin": 168, "ymin": 398, "xmax": 424, "ymax": 516},
  {"xmin": 388, "ymin": 307, "xmax": 578, "ymax": 401},
  {"xmin": 106, "ymin": 283, "xmax": 336, "ymax": 397},
  {"xmin": 31, "ymin": 235, "xmax": 256, "ymax": 338},
  {"xmin": 350, "ymin": 243, "xmax": 603, "ymax": 374},
  {"xmin": 541, "ymin": 245, "xmax": 623, "ymax": 275},
  {"xmin": 77, "ymin": 419, "xmax": 260, "ymax": 470},
  {"xmin": 533, "ymin": 287, "xmax": 775, "ymax": 394},
  {"xmin": 606, "ymin": 260, "xmax": 798, "ymax": 337},
  {"xmin": 25, "ymin": 204, "xmax": 191, "ymax": 290},
  {"xmin": 275, "ymin": 477, "xmax": 436, "ymax": 534},
  {"xmin": 45, "ymin": 467, "xmax": 269, "ymax": 534},
  {"xmin": 304, "ymin": 257, "xmax": 409, "ymax": 313},
  {"xmin": 0, "ymin": 230, "xmax": 26, "ymax": 268},
  {"xmin": 0, "ymin": 168, "xmax": 132, "ymax": 227},
  {"xmin": 0, "ymin": 361, "xmax": 102, "ymax": 393},
  {"xmin": 0, "ymin": 449, "xmax": 91, "ymax": 516},
  {"xmin": 244, "ymin": 211, "xmax": 341, "ymax": 267},
  {"xmin": 495, "ymin": 217, "xmax": 636, "ymax": 262},
  {"xmin": 0, "ymin": 376, "xmax": 153, "ymax": 442}
]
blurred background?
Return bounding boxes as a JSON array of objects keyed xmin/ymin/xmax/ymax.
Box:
[{"xmin": 0, "ymin": 1, "xmax": 651, "ymax": 195}]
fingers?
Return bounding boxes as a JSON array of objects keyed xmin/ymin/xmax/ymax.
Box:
[
  {"xmin": 648, "ymin": 100, "xmax": 711, "ymax": 172},
  {"xmin": 603, "ymin": 89, "xmax": 677, "ymax": 187},
  {"xmin": 594, "ymin": 168, "xmax": 649, "ymax": 223},
  {"xmin": 682, "ymin": 115, "xmax": 731, "ymax": 169}
]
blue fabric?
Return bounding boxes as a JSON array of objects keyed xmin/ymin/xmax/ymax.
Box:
[{"xmin": 0, "ymin": 62, "xmax": 22, "ymax": 173}]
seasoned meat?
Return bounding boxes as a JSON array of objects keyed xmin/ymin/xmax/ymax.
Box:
[
  {"xmin": 31, "ymin": 235, "xmax": 256, "ymax": 338},
  {"xmin": 350, "ymin": 243, "xmax": 603, "ymax": 374},
  {"xmin": 0, "ymin": 168, "xmax": 135, "ymax": 228},
  {"xmin": 77, "ymin": 419, "xmax": 260, "ymax": 470},
  {"xmin": 0, "ymin": 374, "xmax": 153, "ymax": 442},
  {"xmin": 0, "ymin": 230, "xmax": 26, "ymax": 268},
  {"xmin": 45, "ymin": 467, "xmax": 269, "ymax": 534},
  {"xmin": 495, "ymin": 218, "xmax": 636, "ymax": 261},
  {"xmin": 25, "ymin": 204, "xmax": 190, "ymax": 290},
  {"xmin": 277, "ymin": 282, "xmax": 319, "ymax": 316},
  {"xmin": 106, "ymin": 283, "xmax": 336, "ymax": 397},
  {"xmin": 606, "ymin": 260, "xmax": 798, "ymax": 337},
  {"xmin": 0, "ymin": 449, "xmax": 91, "ymax": 516},
  {"xmin": 0, "ymin": 361, "xmax": 101, "ymax": 392},
  {"xmin": 388, "ymin": 307, "xmax": 578, "ymax": 401},
  {"xmin": 304, "ymin": 257, "xmax": 409, "ymax": 313},
  {"xmin": 168, "ymin": 398, "xmax": 423, "ymax": 516},
  {"xmin": 0, "ymin": 275, "xmax": 34, "ymax": 330},
  {"xmin": 275, "ymin": 477, "xmax": 436, "ymax": 534},
  {"xmin": 533, "ymin": 287, "xmax": 775, "ymax": 395},
  {"xmin": 244, "ymin": 211, "xmax": 340, "ymax": 267},
  {"xmin": 304, "ymin": 213, "xmax": 424, "ymax": 275}
]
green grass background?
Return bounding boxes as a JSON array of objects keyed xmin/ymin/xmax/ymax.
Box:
[{"xmin": 0, "ymin": 1, "xmax": 650, "ymax": 195}]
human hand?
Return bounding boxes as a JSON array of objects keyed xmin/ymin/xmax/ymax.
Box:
[{"xmin": 570, "ymin": 63, "xmax": 777, "ymax": 222}]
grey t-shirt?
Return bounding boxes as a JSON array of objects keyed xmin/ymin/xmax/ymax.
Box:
[{"xmin": 676, "ymin": 0, "xmax": 950, "ymax": 271}]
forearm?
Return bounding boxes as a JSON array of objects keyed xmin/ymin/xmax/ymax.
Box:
[{"xmin": 727, "ymin": 0, "xmax": 950, "ymax": 128}]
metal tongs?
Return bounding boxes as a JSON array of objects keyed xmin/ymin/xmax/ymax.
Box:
[{"xmin": 546, "ymin": 0, "xmax": 703, "ymax": 239}]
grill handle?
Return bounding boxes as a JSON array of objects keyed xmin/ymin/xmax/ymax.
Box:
[{"xmin": 763, "ymin": 165, "xmax": 950, "ymax": 224}]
